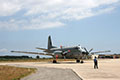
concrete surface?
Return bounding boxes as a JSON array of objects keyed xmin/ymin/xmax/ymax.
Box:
[
  {"xmin": 0, "ymin": 59, "xmax": 120, "ymax": 80},
  {"xmin": 22, "ymin": 67, "xmax": 82, "ymax": 80}
]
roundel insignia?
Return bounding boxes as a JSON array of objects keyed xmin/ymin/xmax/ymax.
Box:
[{"xmin": 68, "ymin": 50, "xmax": 71, "ymax": 52}]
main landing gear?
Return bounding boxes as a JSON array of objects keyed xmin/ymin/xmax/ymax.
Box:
[
  {"xmin": 53, "ymin": 60, "xmax": 57, "ymax": 63},
  {"xmin": 53, "ymin": 55, "xmax": 58, "ymax": 63},
  {"xmin": 76, "ymin": 60, "xmax": 80, "ymax": 63},
  {"xmin": 76, "ymin": 60, "xmax": 84, "ymax": 63}
]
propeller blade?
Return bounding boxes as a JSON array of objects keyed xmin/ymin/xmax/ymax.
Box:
[
  {"xmin": 84, "ymin": 47, "xmax": 88, "ymax": 53},
  {"xmin": 89, "ymin": 48, "xmax": 93, "ymax": 53}
]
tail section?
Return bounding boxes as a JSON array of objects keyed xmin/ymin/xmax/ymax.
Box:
[
  {"xmin": 48, "ymin": 36, "xmax": 53, "ymax": 49},
  {"xmin": 48, "ymin": 36, "xmax": 56, "ymax": 49}
]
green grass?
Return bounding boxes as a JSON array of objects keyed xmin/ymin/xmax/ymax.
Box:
[
  {"xmin": 0, "ymin": 58, "xmax": 76, "ymax": 62},
  {"xmin": 0, "ymin": 65, "xmax": 36, "ymax": 80}
]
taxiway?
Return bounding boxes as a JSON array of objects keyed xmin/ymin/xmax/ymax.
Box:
[{"xmin": 0, "ymin": 59, "xmax": 120, "ymax": 80}]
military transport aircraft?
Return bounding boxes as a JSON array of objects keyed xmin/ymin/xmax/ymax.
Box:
[{"xmin": 11, "ymin": 36, "xmax": 111, "ymax": 63}]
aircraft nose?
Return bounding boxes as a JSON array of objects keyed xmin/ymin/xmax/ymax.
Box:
[{"xmin": 77, "ymin": 46, "xmax": 82, "ymax": 52}]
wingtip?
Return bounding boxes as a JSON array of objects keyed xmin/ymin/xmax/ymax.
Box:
[
  {"xmin": 11, "ymin": 51, "xmax": 14, "ymax": 52},
  {"xmin": 36, "ymin": 47, "xmax": 39, "ymax": 49},
  {"xmin": 108, "ymin": 50, "xmax": 111, "ymax": 52}
]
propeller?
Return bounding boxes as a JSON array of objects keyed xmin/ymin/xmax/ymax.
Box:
[
  {"xmin": 89, "ymin": 48, "xmax": 93, "ymax": 53},
  {"xmin": 84, "ymin": 47, "xmax": 111, "ymax": 55},
  {"xmin": 84, "ymin": 47, "xmax": 93, "ymax": 55}
]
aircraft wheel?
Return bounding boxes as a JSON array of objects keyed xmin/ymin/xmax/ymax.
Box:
[
  {"xmin": 76, "ymin": 60, "xmax": 80, "ymax": 63},
  {"xmin": 80, "ymin": 60, "xmax": 84, "ymax": 63},
  {"xmin": 53, "ymin": 60, "xmax": 57, "ymax": 63}
]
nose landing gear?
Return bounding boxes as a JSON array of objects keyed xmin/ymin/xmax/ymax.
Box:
[{"xmin": 80, "ymin": 60, "xmax": 84, "ymax": 63}]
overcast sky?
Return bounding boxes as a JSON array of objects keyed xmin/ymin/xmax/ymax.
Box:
[{"xmin": 0, "ymin": 0, "xmax": 120, "ymax": 57}]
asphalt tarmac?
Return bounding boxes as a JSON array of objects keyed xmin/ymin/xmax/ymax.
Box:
[
  {"xmin": 0, "ymin": 59, "xmax": 120, "ymax": 80},
  {"xmin": 22, "ymin": 67, "xmax": 82, "ymax": 80}
]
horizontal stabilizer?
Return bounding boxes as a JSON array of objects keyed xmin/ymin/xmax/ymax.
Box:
[
  {"xmin": 36, "ymin": 47, "xmax": 47, "ymax": 50},
  {"xmin": 36, "ymin": 47, "xmax": 50, "ymax": 52}
]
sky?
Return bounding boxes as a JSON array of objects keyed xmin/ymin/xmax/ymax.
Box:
[{"xmin": 0, "ymin": 0, "xmax": 120, "ymax": 57}]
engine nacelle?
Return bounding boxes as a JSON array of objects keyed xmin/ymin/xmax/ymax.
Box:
[
  {"xmin": 53, "ymin": 51, "xmax": 63, "ymax": 58},
  {"xmin": 53, "ymin": 51, "xmax": 62, "ymax": 54},
  {"xmin": 62, "ymin": 51, "xmax": 68, "ymax": 55}
]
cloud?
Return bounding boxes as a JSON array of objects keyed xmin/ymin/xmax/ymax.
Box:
[
  {"xmin": 0, "ymin": 48, "xmax": 8, "ymax": 53},
  {"xmin": 0, "ymin": 0, "xmax": 119, "ymax": 30},
  {"xmin": 0, "ymin": 0, "xmax": 22, "ymax": 16},
  {"xmin": 22, "ymin": 21, "xmax": 65, "ymax": 30},
  {"xmin": 0, "ymin": 19, "xmax": 65, "ymax": 30}
]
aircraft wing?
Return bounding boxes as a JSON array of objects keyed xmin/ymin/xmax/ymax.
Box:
[
  {"xmin": 36, "ymin": 47, "xmax": 50, "ymax": 52},
  {"xmin": 91, "ymin": 50, "xmax": 111, "ymax": 54},
  {"xmin": 11, "ymin": 50, "xmax": 52, "ymax": 56}
]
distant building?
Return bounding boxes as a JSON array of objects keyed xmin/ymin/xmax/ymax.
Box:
[
  {"xmin": 98, "ymin": 54, "xmax": 120, "ymax": 59},
  {"xmin": 91, "ymin": 54, "xmax": 99, "ymax": 59},
  {"xmin": 91, "ymin": 54, "xmax": 120, "ymax": 59}
]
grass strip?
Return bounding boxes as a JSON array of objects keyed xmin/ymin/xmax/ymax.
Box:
[{"xmin": 0, "ymin": 65, "xmax": 36, "ymax": 80}]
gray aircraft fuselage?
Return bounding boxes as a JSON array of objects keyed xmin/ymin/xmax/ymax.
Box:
[{"xmin": 47, "ymin": 46, "xmax": 85, "ymax": 59}]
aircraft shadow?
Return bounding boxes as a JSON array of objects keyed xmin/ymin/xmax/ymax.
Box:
[{"xmin": 48, "ymin": 61, "xmax": 84, "ymax": 64}]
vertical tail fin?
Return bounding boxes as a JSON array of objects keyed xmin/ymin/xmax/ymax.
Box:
[{"xmin": 48, "ymin": 36, "xmax": 52, "ymax": 49}]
